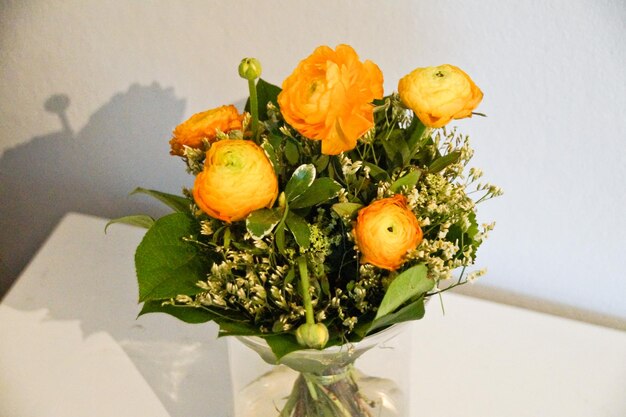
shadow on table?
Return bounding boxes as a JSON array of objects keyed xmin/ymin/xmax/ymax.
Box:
[{"xmin": 0, "ymin": 85, "xmax": 237, "ymax": 416}]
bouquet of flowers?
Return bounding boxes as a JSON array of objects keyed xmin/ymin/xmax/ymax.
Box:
[{"xmin": 110, "ymin": 44, "xmax": 500, "ymax": 416}]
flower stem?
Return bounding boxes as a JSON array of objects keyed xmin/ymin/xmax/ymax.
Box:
[
  {"xmin": 248, "ymin": 79, "xmax": 259, "ymax": 140},
  {"xmin": 297, "ymin": 256, "xmax": 315, "ymax": 325}
]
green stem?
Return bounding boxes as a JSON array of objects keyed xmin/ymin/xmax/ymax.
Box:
[
  {"xmin": 297, "ymin": 256, "xmax": 315, "ymax": 325},
  {"xmin": 248, "ymin": 78, "xmax": 259, "ymax": 140}
]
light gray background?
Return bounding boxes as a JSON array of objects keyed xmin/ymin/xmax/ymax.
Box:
[{"xmin": 1, "ymin": 1, "xmax": 625, "ymax": 324}]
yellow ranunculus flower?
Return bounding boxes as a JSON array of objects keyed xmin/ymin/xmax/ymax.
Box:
[
  {"xmin": 353, "ymin": 195, "xmax": 423, "ymax": 271},
  {"xmin": 193, "ymin": 139, "xmax": 278, "ymax": 222},
  {"xmin": 398, "ymin": 64, "xmax": 483, "ymax": 128},
  {"xmin": 169, "ymin": 105, "xmax": 244, "ymax": 156},
  {"xmin": 278, "ymin": 44, "xmax": 384, "ymax": 155}
]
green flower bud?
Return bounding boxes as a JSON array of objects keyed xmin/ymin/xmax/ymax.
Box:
[
  {"xmin": 238, "ymin": 58, "xmax": 262, "ymax": 80},
  {"xmin": 278, "ymin": 192, "xmax": 287, "ymax": 209},
  {"xmin": 295, "ymin": 322, "xmax": 329, "ymax": 349}
]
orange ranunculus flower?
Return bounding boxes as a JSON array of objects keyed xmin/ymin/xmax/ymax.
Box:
[
  {"xmin": 169, "ymin": 105, "xmax": 244, "ymax": 156},
  {"xmin": 398, "ymin": 64, "xmax": 483, "ymax": 128},
  {"xmin": 353, "ymin": 195, "xmax": 423, "ymax": 271},
  {"xmin": 278, "ymin": 44, "xmax": 384, "ymax": 155},
  {"xmin": 193, "ymin": 139, "xmax": 278, "ymax": 222}
]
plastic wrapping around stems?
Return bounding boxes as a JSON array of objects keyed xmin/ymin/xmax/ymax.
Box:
[{"xmin": 235, "ymin": 323, "xmax": 408, "ymax": 417}]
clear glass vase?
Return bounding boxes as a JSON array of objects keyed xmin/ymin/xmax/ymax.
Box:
[{"xmin": 233, "ymin": 324, "xmax": 408, "ymax": 417}]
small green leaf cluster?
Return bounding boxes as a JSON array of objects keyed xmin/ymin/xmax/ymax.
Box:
[{"xmin": 111, "ymin": 80, "xmax": 500, "ymax": 358}]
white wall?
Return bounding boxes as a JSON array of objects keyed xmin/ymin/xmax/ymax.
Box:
[{"xmin": 1, "ymin": 1, "xmax": 625, "ymax": 321}]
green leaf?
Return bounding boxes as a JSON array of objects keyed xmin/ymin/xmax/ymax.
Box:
[
  {"xmin": 390, "ymin": 169, "xmax": 422, "ymax": 193},
  {"xmin": 375, "ymin": 264, "xmax": 433, "ymax": 320},
  {"xmin": 244, "ymin": 78, "xmax": 282, "ymax": 121},
  {"xmin": 368, "ymin": 297, "xmax": 425, "ymax": 334},
  {"xmin": 286, "ymin": 212, "xmax": 310, "ymax": 248},
  {"xmin": 363, "ymin": 162, "xmax": 389, "ymax": 181},
  {"xmin": 131, "ymin": 187, "xmax": 190, "ymax": 213},
  {"xmin": 140, "ymin": 296, "xmax": 262, "ymax": 336},
  {"xmin": 105, "ymin": 214, "xmax": 154, "ymax": 232},
  {"xmin": 448, "ymin": 212, "xmax": 480, "ymax": 254},
  {"xmin": 264, "ymin": 333, "xmax": 302, "ymax": 359},
  {"xmin": 289, "ymin": 177, "xmax": 342, "ymax": 209},
  {"xmin": 135, "ymin": 213, "xmax": 208, "ymax": 302},
  {"xmin": 428, "ymin": 151, "xmax": 461, "ymax": 173},
  {"xmin": 261, "ymin": 140, "xmax": 280, "ymax": 175},
  {"xmin": 246, "ymin": 208, "xmax": 284, "ymax": 238},
  {"xmin": 331, "ymin": 202, "xmax": 363, "ymax": 218},
  {"xmin": 139, "ymin": 300, "xmax": 214, "ymax": 323},
  {"xmin": 406, "ymin": 118, "xmax": 430, "ymax": 157},
  {"xmin": 282, "ymin": 268, "xmax": 296, "ymax": 288},
  {"xmin": 268, "ymin": 133, "xmax": 283, "ymax": 150},
  {"xmin": 314, "ymin": 155, "xmax": 330, "ymax": 172},
  {"xmin": 284, "ymin": 140, "xmax": 300, "ymax": 165},
  {"xmin": 285, "ymin": 164, "xmax": 316, "ymax": 201},
  {"xmin": 217, "ymin": 320, "xmax": 264, "ymax": 337},
  {"xmin": 382, "ymin": 130, "xmax": 410, "ymax": 166},
  {"xmin": 275, "ymin": 222, "xmax": 286, "ymax": 254}
]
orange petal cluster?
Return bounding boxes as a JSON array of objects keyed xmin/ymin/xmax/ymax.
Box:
[
  {"xmin": 278, "ymin": 44, "xmax": 384, "ymax": 155},
  {"xmin": 193, "ymin": 139, "xmax": 278, "ymax": 222},
  {"xmin": 398, "ymin": 64, "xmax": 482, "ymax": 128},
  {"xmin": 169, "ymin": 105, "xmax": 244, "ymax": 156},
  {"xmin": 353, "ymin": 195, "xmax": 423, "ymax": 271}
]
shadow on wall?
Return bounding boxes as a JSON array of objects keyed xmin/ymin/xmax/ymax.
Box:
[{"xmin": 0, "ymin": 83, "xmax": 191, "ymax": 297}]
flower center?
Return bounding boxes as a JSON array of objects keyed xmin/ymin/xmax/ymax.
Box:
[{"xmin": 221, "ymin": 150, "xmax": 243, "ymax": 170}]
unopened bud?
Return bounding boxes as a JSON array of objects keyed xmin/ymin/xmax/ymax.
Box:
[
  {"xmin": 295, "ymin": 322, "xmax": 329, "ymax": 349},
  {"xmin": 238, "ymin": 58, "xmax": 262, "ymax": 80},
  {"xmin": 278, "ymin": 192, "xmax": 287, "ymax": 209}
]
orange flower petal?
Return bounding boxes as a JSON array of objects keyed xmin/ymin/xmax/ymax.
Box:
[
  {"xmin": 192, "ymin": 139, "xmax": 278, "ymax": 222},
  {"xmin": 398, "ymin": 65, "xmax": 483, "ymax": 128},
  {"xmin": 353, "ymin": 195, "xmax": 423, "ymax": 271},
  {"xmin": 169, "ymin": 105, "xmax": 243, "ymax": 156},
  {"xmin": 278, "ymin": 45, "xmax": 384, "ymax": 155}
]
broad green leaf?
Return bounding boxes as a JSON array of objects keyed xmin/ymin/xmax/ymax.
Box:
[
  {"xmin": 289, "ymin": 178, "xmax": 342, "ymax": 209},
  {"xmin": 264, "ymin": 333, "xmax": 302, "ymax": 359},
  {"xmin": 275, "ymin": 222, "xmax": 286, "ymax": 254},
  {"xmin": 131, "ymin": 187, "xmax": 190, "ymax": 213},
  {"xmin": 135, "ymin": 213, "xmax": 208, "ymax": 302},
  {"xmin": 406, "ymin": 118, "xmax": 430, "ymax": 157},
  {"xmin": 285, "ymin": 164, "xmax": 316, "ymax": 201},
  {"xmin": 261, "ymin": 140, "xmax": 280, "ymax": 175},
  {"xmin": 390, "ymin": 169, "xmax": 422, "ymax": 193},
  {"xmin": 285, "ymin": 212, "xmax": 310, "ymax": 248},
  {"xmin": 363, "ymin": 162, "xmax": 389, "ymax": 181},
  {"xmin": 268, "ymin": 133, "xmax": 283, "ymax": 151},
  {"xmin": 382, "ymin": 130, "xmax": 410, "ymax": 166},
  {"xmin": 368, "ymin": 297, "xmax": 425, "ymax": 334},
  {"xmin": 284, "ymin": 140, "xmax": 300, "ymax": 165},
  {"xmin": 447, "ymin": 212, "xmax": 480, "ymax": 252},
  {"xmin": 331, "ymin": 202, "xmax": 363, "ymax": 218},
  {"xmin": 428, "ymin": 151, "xmax": 461, "ymax": 173},
  {"xmin": 246, "ymin": 208, "xmax": 283, "ymax": 238},
  {"xmin": 105, "ymin": 214, "xmax": 154, "ymax": 232},
  {"xmin": 141, "ymin": 297, "xmax": 261, "ymax": 335},
  {"xmin": 217, "ymin": 320, "xmax": 265, "ymax": 337},
  {"xmin": 139, "ymin": 300, "xmax": 214, "ymax": 323},
  {"xmin": 244, "ymin": 78, "xmax": 282, "ymax": 121},
  {"xmin": 375, "ymin": 264, "xmax": 433, "ymax": 320},
  {"xmin": 314, "ymin": 155, "xmax": 330, "ymax": 172},
  {"xmin": 467, "ymin": 212, "xmax": 479, "ymax": 240}
]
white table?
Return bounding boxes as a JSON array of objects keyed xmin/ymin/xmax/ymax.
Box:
[{"xmin": 1, "ymin": 213, "xmax": 625, "ymax": 417}]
